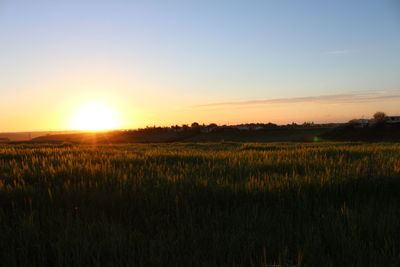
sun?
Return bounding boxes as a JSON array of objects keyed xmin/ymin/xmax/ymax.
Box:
[{"xmin": 70, "ymin": 101, "xmax": 121, "ymax": 131}]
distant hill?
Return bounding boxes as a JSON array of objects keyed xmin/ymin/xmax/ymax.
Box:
[
  {"xmin": 321, "ymin": 123, "xmax": 400, "ymax": 141},
  {"xmin": 24, "ymin": 127, "xmax": 331, "ymax": 144},
  {"xmin": 30, "ymin": 130, "xmax": 199, "ymax": 144},
  {"xmin": 0, "ymin": 131, "xmax": 79, "ymax": 141},
  {"xmin": 185, "ymin": 128, "xmax": 330, "ymax": 142},
  {"xmin": 26, "ymin": 125, "xmax": 400, "ymax": 144},
  {"xmin": 9, "ymin": 124, "xmax": 400, "ymax": 144}
]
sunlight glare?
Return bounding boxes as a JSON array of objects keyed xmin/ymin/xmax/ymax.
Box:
[{"xmin": 70, "ymin": 101, "xmax": 121, "ymax": 131}]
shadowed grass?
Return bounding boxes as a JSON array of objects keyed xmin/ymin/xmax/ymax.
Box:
[{"xmin": 0, "ymin": 142, "xmax": 399, "ymax": 266}]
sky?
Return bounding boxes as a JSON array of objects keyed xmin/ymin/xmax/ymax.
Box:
[{"xmin": 1, "ymin": 0, "xmax": 400, "ymax": 131}]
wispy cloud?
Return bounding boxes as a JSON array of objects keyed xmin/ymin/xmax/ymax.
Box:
[
  {"xmin": 325, "ymin": 49, "xmax": 353, "ymax": 55},
  {"xmin": 191, "ymin": 89, "xmax": 400, "ymax": 110}
]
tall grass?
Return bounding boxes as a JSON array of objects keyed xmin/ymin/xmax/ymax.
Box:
[{"xmin": 0, "ymin": 142, "xmax": 400, "ymax": 266}]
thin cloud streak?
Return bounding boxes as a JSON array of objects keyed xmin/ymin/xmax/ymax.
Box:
[{"xmin": 191, "ymin": 89, "xmax": 400, "ymax": 110}]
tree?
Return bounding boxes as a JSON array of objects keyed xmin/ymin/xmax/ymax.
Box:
[
  {"xmin": 373, "ymin": 112, "xmax": 387, "ymax": 123},
  {"xmin": 191, "ymin": 122, "xmax": 199, "ymax": 128}
]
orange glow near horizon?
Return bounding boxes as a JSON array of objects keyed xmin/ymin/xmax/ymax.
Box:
[{"xmin": 69, "ymin": 101, "xmax": 121, "ymax": 131}]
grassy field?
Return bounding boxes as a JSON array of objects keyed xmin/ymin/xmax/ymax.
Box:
[
  {"xmin": 28, "ymin": 127, "xmax": 332, "ymax": 144},
  {"xmin": 186, "ymin": 128, "xmax": 329, "ymax": 143},
  {"xmin": 1, "ymin": 142, "xmax": 400, "ymax": 266}
]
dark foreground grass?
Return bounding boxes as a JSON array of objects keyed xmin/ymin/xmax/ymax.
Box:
[{"xmin": 0, "ymin": 142, "xmax": 400, "ymax": 266}]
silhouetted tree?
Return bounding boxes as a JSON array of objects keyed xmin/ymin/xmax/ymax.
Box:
[
  {"xmin": 191, "ymin": 122, "xmax": 199, "ymax": 128},
  {"xmin": 373, "ymin": 112, "xmax": 387, "ymax": 123}
]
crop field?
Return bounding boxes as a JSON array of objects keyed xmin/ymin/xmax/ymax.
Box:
[{"xmin": 0, "ymin": 142, "xmax": 400, "ymax": 266}]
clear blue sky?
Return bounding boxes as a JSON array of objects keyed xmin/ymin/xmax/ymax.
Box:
[{"xmin": 1, "ymin": 0, "xmax": 399, "ymax": 131}]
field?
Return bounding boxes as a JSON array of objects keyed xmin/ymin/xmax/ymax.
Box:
[
  {"xmin": 28, "ymin": 128, "xmax": 331, "ymax": 144},
  {"xmin": 1, "ymin": 142, "xmax": 400, "ymax": 266}
]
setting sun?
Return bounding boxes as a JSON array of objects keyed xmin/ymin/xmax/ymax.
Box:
[{"xmin": 70, "ymin": 101, "xmax": 120, "ymax": 131}]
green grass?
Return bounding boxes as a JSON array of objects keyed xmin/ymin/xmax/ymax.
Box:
[{"xmin": 0, "ymin": 142, "xmax": 400, "ymax": 266}]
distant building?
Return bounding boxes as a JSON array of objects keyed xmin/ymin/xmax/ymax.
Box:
[
  {"xmin": 236, "ymin": 125, "xmax": 250, "ymax": 131},
  {"xmin": 352, "ymin": 119, "xmax": 372, "ymax": 128},
  {"xmin": 351, "ymin": 115, "xmax": 400, "ymax": 127},
  {"xmin": 386, "ymin": 116, "xmax": 400, "ymax": 124},
  {"xmin": 358, "ymin": 119, "xmax": 371, "ymax": 124},
  {"xmin": 201, "ymin": 125, "xmax": 218, "ymax": 133}
]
